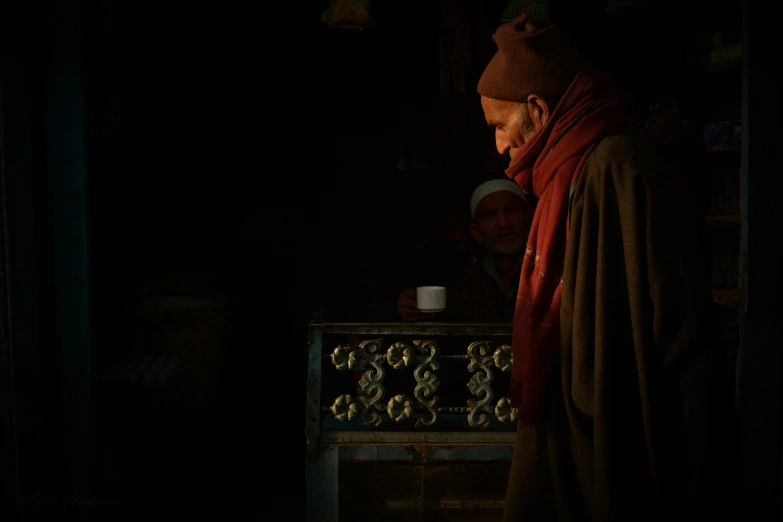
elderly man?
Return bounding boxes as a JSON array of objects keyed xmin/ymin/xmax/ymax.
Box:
[
  {"xmin": 478, "ymin": 15, "xmax": 737, "ymax": 522},
  {"xmin": 397, "ymin": 178, "xmax": 531, "ymax": 322}
]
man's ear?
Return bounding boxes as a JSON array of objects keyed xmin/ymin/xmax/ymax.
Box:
[
  {"xmin": 526, "ymin": 94, "xmax": 552, "ymax": 130},
  {"xmin": 469, "ymin": 223, "xmax": 483, "ymax": 244}
]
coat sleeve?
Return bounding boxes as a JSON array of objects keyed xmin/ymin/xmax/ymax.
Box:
[{"xmin": 559, "ymin": 136, "xmax": 736, "ymax": 520}]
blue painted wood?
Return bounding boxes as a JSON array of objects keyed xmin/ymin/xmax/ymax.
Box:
[
  {"xmin": 321, "ymin": 430, "xmax": 515, "ymax": 445},
  {"xmin": 338, "ymin": 445, "xmax": 514, "ymax": 461},
  {"xmin": 306, "ymin": 322, "xmax": 323, "ymax": 456},
  {"xmin": 306, "ymin": 447, "xmax": 339, "ymax": 522},
  {"xmin": 0, "ymin": 0, "xmax": 48, "ymax": 509},
  {"xmin": 319, "ymin": 322, "xmax": 513, "ymax": 336},
  {"xmin": 38, "ymin": 0, "xmax": 95, "ymax": 502},
  {"xmin": 736, "ymin": 3, "xmax": 782, "ymax": 520},
  {"xmin": 306, "ymin": 321, "xmax": 518, "ymax": 518},
  {"xmin": 321, "ymin": 413, "xmax": 517, "ymax": 432},
  {"xmin": 739, "ymin": 5, "xmax": 751, "ymax": 316}
]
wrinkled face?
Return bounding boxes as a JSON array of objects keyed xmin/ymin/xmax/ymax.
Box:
[
  {"xmin": 470, "ymin": 190, "xmax": 529, "ymax": 255},
  {"xmin": 481, "ymin": 95, "xmax": 550, "ymax": 158}
]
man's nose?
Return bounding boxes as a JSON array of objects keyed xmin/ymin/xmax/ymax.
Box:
[
  {"xmin": 497, "ymin": 211, "xmax": 511, "ymax": 227},
  {"xmin": 495, "ymin": 132, "xmax": 510, "ymax": 155}
]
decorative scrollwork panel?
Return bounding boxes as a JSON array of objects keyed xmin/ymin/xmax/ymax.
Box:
[
  {"xmin": 357, "ymin": 339, "xmax": 386, "ymax": 427},
  {"xmin": 467, "ymin": 342, "xmax": 495, "ymax": 428},
  {"xmin": 387, "ymin": 394, "xmax": 414, "ymax": 422},
  {"xmin": 386, "ymin": 342, "xmax": 414, "ymax": 369},
  {"xmin": 413, "ymin": 340, "xmax": 440, "ymax": 427},
  {"xmin": 326, "ymin": 338, "xmax": 515, "ymax": 429}
]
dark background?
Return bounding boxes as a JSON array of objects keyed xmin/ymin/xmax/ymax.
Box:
[
  {"xmin": 95, "ymin": 0, "xmax": 739, "ymax": 324},
  {"xmin": 1, "ymin": 0, "xmax": 781, "ymax": 520}
]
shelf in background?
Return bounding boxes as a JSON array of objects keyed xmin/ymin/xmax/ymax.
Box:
[
  {"xmin": 704, "ymin": 215, "xmax": 741, "ymax": 229},
  {"xmin": 713, "ymin": 288, "xmax": 741, "ymax": 310},
  {"xmin": 706, "ymin": 59, "xmax": 742, "ymax": 73},
  {"xmin": 706, "ymin": 143, "xmax": 741, "ymax": 151}
]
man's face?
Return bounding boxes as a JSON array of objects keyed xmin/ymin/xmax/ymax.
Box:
[
  {"xmin": 470, "ymin": 190, "xmax": 529, "ymax": 255},
  {"xmin": 481, "ymin": 95, "xmax": 545, "ymax": 158}
]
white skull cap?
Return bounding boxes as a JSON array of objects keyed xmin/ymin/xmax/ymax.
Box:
[{"xmin": 470, "ymin": 179, "xmax": 527, "ymax": 219}]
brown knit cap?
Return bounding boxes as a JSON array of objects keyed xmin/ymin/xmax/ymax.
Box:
[{"xmin": 478, "ymin": 15, "xmax": 584, "ymax": 103}]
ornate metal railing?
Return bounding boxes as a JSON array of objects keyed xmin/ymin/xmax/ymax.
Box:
[
  {"xmin": 329, "ymin": 337, "xmax": 517, "ymax": 428},
  {"xmin": 305, "ymin": 322, "xmax": 516, "ymax": 456}
]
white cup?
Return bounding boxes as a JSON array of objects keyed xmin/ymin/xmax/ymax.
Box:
[{"xmin": 416, "ymin": 286, "xmax": 446, "ymax": 313}]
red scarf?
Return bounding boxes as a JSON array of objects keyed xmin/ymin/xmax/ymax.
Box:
[{"xmin": 507, "ymin": 67, "xmax": 633, "ymax": 424}]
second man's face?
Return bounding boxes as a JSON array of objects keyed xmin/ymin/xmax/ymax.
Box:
[{"xmin": 470, "ymin": 191, "xmax": 529, "ymax": 255}]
